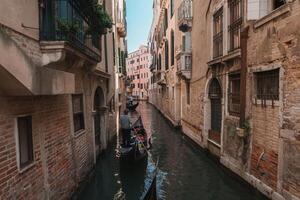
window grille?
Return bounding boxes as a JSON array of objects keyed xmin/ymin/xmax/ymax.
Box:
[
  {"xmin": 228, "ymin": 0, "xmax": 242, "ymax": 52},
  {"xmin": 255, "ymin": 69, "xmax": 279, "ymax": 106},
  {"xmin": 213, "ymin": 8, "xmax": 223, "ymax": 58}
]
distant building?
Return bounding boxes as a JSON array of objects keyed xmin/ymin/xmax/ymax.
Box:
[{"xmin": 126, "ymin": 45, "xmax": 151, "ymax": 100}]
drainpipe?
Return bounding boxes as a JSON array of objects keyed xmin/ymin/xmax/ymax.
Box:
[{"xmin": 239, "ymin": 26, "xmax": 249, "ymax": 127}]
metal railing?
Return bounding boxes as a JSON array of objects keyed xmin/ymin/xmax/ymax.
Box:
[
  {"xmin": 40, "ymin": 0, "xmax": 101, "ymax": 62},
  {"xmin": 178, "ymin": 0, "xmax": 193, "ymax": 23}
]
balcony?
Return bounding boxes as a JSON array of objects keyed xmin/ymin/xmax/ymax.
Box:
[
  {"xmin": 117, "ymin": 19, "xmax": 127, "ymax": 37},
  {"xmin": 176, "ymin": 49, "xmax": 192, "ymax": 80},
  {"xmin": 40, "ymin": 0, "xmax": 101, "ymax": 70},
  {"xmin": 178, "ymin": 0, "xmax": 193, "ymax": 32}
]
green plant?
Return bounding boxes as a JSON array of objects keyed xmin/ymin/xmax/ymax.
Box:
[
  {"xmin": 77, "ymin": 0, "xmax": 112, "ymax": 35},
  {"xmin": 241, "ymin": 119, "xmax": 251, "ymax": 136},
  {"xmin": 57, "ymin": 19, "xmax": 80, "ymax": 34}
]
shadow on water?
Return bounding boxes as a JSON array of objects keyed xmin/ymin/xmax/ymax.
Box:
[{"xmin": 79, "ymin": 102, "xmax": 269, "ymax": 200}]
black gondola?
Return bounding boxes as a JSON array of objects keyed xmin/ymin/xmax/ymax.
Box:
[
  {"xmin": 126, "ymin": 102, "xmax": 139, "ymax": 111},
  {"xmin": 142, "ymin": 159, "xmax": 159, "ymax": 200},
  {"xmin": 142, "ymin": 175, "xmax": 158, "ymax": 200},
  {"xmin": 120, "ymin": 116, "xmax": 148, "ymax": 161}
]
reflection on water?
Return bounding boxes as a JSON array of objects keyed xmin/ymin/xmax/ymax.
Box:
[{"xmin": 79, "ymin": 102, "xmax": 268, "ymax": 200}]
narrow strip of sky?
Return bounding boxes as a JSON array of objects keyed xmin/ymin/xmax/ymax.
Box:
[{"xmin": 127, "ymin": 0, "xmax": 153, "ymax": 53}]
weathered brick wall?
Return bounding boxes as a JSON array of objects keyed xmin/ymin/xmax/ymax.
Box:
[
  {"xmin": 282, "ymin": 140, "xmax": 300, "ymax": 198},
  {"xmin": 247, "ymin": 1, "xmax": 300, "ymax": 198},
  {"xmin": 0, "ymin": 95, "xmax": 76, "ymax": 200}
]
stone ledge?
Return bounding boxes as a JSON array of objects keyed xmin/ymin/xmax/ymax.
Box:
[{"xmin": 254, "ymin": 4, "xmax": 291, "ymax": 29}]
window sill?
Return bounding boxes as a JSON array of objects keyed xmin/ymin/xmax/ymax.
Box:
[
  {"xmin": 254, "ymin": 4, "xmax": 291, "ymax": 29},
  {"xmin": 19, "ymin": 162, "xmax": 35, "ymax": 174},
  {"xmin": 74, "ymin": 129, "xmax": 86, "ymax": 138},
  {"xmin": 208, "ymin": 49, "xmax": 241, "ymax": 66},
  {"xmin": 252, "ymin": 98, "xmax": 280, "ymax": 107}
]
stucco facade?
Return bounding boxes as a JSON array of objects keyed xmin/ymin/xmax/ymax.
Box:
[{"xmin": 126, "ymin": 45, "xmax": 151, "ymax": 100}]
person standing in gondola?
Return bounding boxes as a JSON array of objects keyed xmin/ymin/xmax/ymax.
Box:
[{"xmin": 120, "ymin": 109, "xmax": 132, "ymax": 147}]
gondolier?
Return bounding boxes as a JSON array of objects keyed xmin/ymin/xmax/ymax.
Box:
[{"xmin": 120, "ymin": 109, "xmax": 132, "ymax": 147}]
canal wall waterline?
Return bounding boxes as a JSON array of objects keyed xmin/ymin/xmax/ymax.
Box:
[{"xmin": 147, "ymin": 101, "xmax": 287, "ymax": 200}]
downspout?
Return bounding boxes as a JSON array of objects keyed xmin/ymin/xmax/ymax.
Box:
[
  {"xmin": 239, "ymin": 26, "xmax": 249, "ymax": 127},
  {"xmin": 240, "ymin": 26, "xmax": 249, "ymax": 164}
]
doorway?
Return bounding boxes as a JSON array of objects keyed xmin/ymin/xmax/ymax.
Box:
[{"xmin": 208, "ymin": 78, "xmax": 222, "ymax": 145}]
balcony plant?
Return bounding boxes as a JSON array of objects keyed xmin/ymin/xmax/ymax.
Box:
[
  {"xmin": 57, "ymin": 19, "xmax": 80, "ymax": 39},
  {"xmin": 78, "ymin": 0, "xmax": 113, "ymax": 35}
]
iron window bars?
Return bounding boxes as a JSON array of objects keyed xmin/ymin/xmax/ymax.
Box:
[{"xmin": 213, "ymin": 8, "xmax": 223, "ymax": 58}]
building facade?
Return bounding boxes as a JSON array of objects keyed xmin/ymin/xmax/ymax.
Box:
[
  {"xmin": 0, "ymin": 0, "xmax": 127, "ymax": 199},
  {"xmin": 126, "ymin": 45, "xmax": 151, "ymax": 100},
  {"xmin": 148, "ymin": 0, "xmax": 300, "ymax": 199}
]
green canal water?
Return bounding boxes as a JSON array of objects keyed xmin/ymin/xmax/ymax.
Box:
[{"xmin": 78, "ymin": 103, "xmax": 268, "ymax": 200}]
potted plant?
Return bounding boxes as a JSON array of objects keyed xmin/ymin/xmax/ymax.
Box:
[{"xmin": 236, "ymin": 120, "xmax": 251, "ymax": 138}]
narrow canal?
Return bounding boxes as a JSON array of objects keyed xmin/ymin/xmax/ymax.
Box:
[{"xmin": 79, "ymin": 103, "xmax": 268, "ymax": 200}]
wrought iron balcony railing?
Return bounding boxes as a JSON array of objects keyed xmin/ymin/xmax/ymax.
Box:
[
  {"xmin": 178, "ymin": 0, "xmax": 193, "ymax": 32},
  {"xmin": 40, "ymin": 0, "xmax": 101, "ymax": 62}
]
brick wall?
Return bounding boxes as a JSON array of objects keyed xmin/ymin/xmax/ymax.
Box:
[{"xmin": 0, "ymin": 96, "xmax": 76, "ymax": 200}]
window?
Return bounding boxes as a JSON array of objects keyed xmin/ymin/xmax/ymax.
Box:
[
  {"xmin": 72, "ymin": 94, "xmax": 85, "ymax": 132},
  {"xmin": 17, "ymin": 116, "xmax": 34, "ymax": 169},
  {"xmin": 171, "ymin": 30, "xmax": 175, "ymax": 66},
  {"xmin": 164, "ymin": 9, "xmax": 168, "ymax": 34},
  {"xmin": 228, "ymin": 0, "xmax": 242, "ymax": 52},
  {"xmin": 170, "ymin": 0, "xmax": 174, "ymax": 17},
  {"xmin": 213, "ymin": 8, "xmax": 223, "ymax": 58},
  {"xmin": 186, "ymin": 82, "xmax": 190, "ymax": 105},
  {"xmin": 273, "ymin": 0, "xmax": 286, "ymax": 10},
  {"xmin": 137, "ymin": 74, "xmax": 140, "ymax": 79},
  {"xmin": 228, "ymin": 73, "xmax": 240, "ymax": 115},
  {"xmin": 172, "ymin": 86, "xmax": 175, "ymax": 99},
  {"xmin": 165, "ymin": 40, "xmax": 169, "ymax": 70},
  {"xmin": 112, "ymin": 32, "xmax": 115, "ymax": 65},
  {"xmin": 255, "ymin": 69, "xmax": 279, "ymax": 100}
]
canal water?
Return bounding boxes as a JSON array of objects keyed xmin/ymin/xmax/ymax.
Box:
[{"xmin": 79, "ymin": 102, "xmax": 268, "ymax": 200}]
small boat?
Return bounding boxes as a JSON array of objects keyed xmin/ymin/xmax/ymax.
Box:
[
  {"xmin": 120, "ymin": 117, "xmax": 148, "ymax": 161},
  {"xmin": 126, "ymin": 101, "xmax": 139, "ymax": 111},
  {"xmin": 143, "ymin": 175, "xmax": 158, "ymax": 200},
  {"xmin": 132, "ymin": 116, "xmax": 148, "ymax": 146}
]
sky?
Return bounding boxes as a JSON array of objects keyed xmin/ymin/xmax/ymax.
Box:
[{"xmin": 126, "ymin": 0, "xmax": 153, "ymax": 53}]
